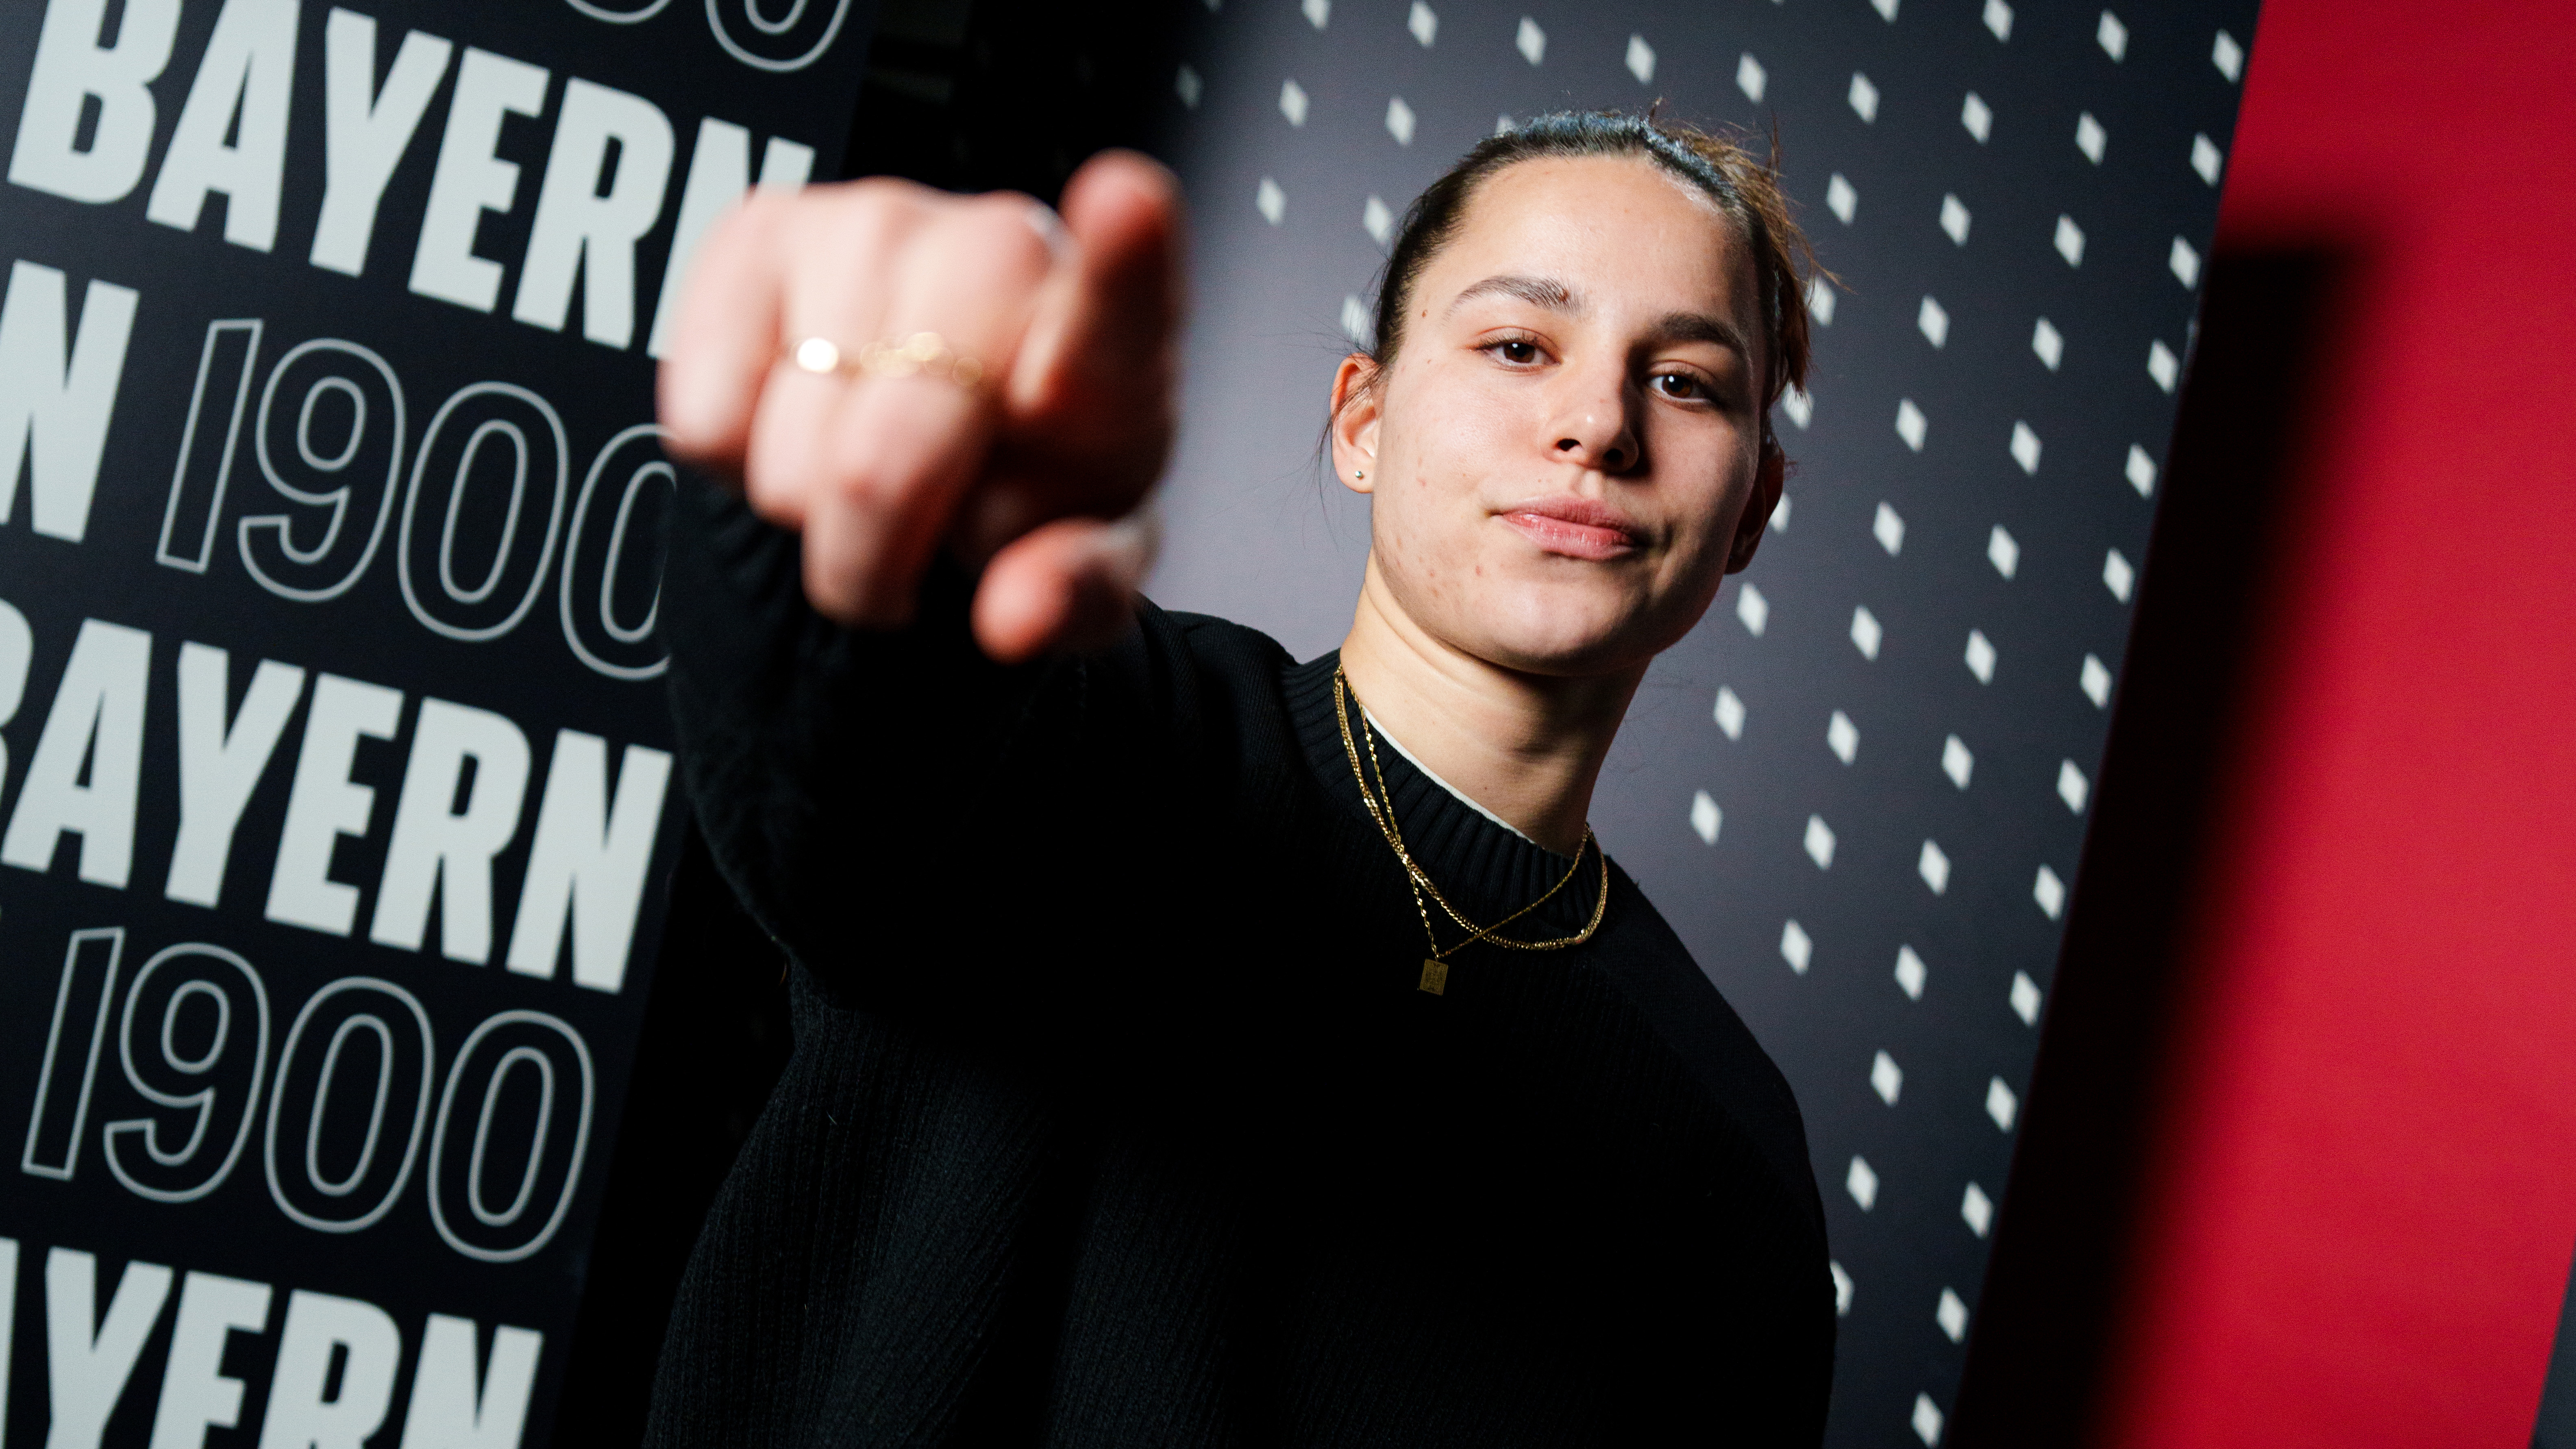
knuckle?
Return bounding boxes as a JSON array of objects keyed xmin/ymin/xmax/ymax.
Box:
[
  {"xmin": 742, "ymin": 418, "xmax": 822, "ymax": 507},
  {"xmin": 838, "ymin": 461, "xmax": 918, "ymax": 516},
  {"xmin": 740, "ymin": 466, "xmax": 805, "ymax": 524},
  {"xmin": 946, "ymin": 196, "xmax": 1057, "ymax": 277},
  {"xmin": 657, "ymin": 383, "xmax": 741, "ymax": 465},
  {"xmin": 717, "ymin": 190, "xmax": 787, "ymax": 246},
  {"xmin": 659, "ymin": 412, "xmax": 723, "ymax": 464},
  {"xmin": 796, "ymin": 179, "xmax": 931, "ymax": 260},
  {"xmin": 820, "ymin": 199, "xmax": 906, "ymax": 260},
  {"xmin": 830, "ymin": 174, "xmax": 933, "ymax": 216}
]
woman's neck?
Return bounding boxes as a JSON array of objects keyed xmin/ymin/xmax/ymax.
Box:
[{"xmin": 1336, "ymin": 559, "xmax": 1644, "ymax": 857}]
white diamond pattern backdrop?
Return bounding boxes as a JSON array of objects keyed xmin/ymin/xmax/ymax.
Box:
[{"xmin": 1144, "ymin": 1, "xmax": 2248, "ymax": 1442}]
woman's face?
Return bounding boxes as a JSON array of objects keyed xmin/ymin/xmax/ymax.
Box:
[{"xmin": 1333, "ymin": 154, "xmax": 1780, "ymax": 678}]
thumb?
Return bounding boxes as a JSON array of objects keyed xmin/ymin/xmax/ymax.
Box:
[{"xmin": 971, "ymin": 512, "xmax": 1158, "ymax": 663}]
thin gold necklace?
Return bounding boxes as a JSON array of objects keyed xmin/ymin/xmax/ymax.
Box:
[{"xmin": 1333, "ymin": 665, "xmax": 1611, "ymax": 994}]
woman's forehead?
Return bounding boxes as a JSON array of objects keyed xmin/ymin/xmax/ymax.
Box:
[{"xmin": 1429, "ymin": 155, "xmax": 1753, "ymax": 309}]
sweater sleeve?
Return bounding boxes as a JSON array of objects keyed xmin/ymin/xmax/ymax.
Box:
[
  {"xmin": 659, "ymin": 478, "xmax": 1068, "ymax": 981},
  {"xmin": 658, "ymin": 476, "xmax": 1277, "ymax": 1005}
]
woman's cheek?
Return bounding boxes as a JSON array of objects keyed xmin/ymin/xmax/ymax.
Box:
[{"xmin": 1435, "ymin": 370, "xmax": 1525, "ymax": 464}]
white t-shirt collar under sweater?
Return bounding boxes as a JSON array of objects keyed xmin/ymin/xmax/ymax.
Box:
[{"xmin": 1358, "ymin": 705, "xmax": 1542, "ymax": 847}]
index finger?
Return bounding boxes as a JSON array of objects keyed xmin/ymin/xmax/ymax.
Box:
[{"xmin": 1008, "ymin": 152, "xmax": 1187, "ymax": 437}]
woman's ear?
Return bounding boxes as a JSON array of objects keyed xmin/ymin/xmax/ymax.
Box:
[
  {"xmin": 1329, "ymin": 353, "xmax": 1383, "ymax": 494},
  {"xmin": 1727, "ymin": 431, "xmax": 1787, "ymax": 572}
]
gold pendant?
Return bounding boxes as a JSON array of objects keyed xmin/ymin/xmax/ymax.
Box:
[{"xmin": 1418, "ymin": 957, "xmax": 1449, "ymax": 994}]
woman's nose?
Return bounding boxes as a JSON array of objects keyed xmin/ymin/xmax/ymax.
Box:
[
  {"xmin": 1556, "ymin": 431, "xmax": 1633, "ymax": 471},
  {"xmin": 1548, "ymin": 371, "xmax": 1642, "ymax": 474}
]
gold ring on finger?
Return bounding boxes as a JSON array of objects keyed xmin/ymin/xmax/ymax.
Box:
[{"xmin": 790, "ymin": 332, "xmax": 986, "ymax": 390}]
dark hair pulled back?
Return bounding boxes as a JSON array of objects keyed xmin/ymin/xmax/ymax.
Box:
[{"xmin": 1362, "ymin": 109, "xmax": 1819, "ymax": 412}]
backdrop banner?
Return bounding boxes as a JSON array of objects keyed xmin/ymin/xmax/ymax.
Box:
[{"xmin": 0, "ymin": 0, "xmax": 864, "ymax": 1443}]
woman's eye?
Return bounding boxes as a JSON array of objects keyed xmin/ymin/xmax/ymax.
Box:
[
  {"xmin": 1652, "ymin": 372, "xmax": 1706, "ymax": 400},
  {"xmin": 1493, "ymin": 339, "xmax": 1540, "ymax": 364}
]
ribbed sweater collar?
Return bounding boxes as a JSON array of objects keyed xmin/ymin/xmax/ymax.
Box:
[{"xmin": 1281, "ymin": 652, "xmax": 1603, "ymax": 944}]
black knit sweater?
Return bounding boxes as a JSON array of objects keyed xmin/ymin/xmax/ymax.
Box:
[{"xmin": 644, "ymin": 480, "xmax": 1835, "ymax": 1446}]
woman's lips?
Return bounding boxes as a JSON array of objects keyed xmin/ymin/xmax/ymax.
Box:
[{"xmin": 1499, "ymin": 500, "xmax": 1643, "ymax": 560}]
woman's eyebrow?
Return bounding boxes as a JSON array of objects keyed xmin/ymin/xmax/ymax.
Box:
[
  {"xmin": 1446, "ymin": 273, "xmax": 1580, "ymax": 315},
  {"xmin": 1655, "ymin": 311, "xmax": 1751, "ymax": 362},
  {"xmin": 1447, "ymin": 277, "xmax": 1749, "ymax": 362}
]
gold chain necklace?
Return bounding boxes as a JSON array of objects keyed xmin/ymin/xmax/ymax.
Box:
[{"xmin": 1333, "ymin": 665, "xmax": 1611, "ymax": 994}]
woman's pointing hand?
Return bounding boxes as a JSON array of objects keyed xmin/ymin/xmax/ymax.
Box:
[{"xmin": 657, "ymin": 150, "xmax": 1184, "ymax": 661}]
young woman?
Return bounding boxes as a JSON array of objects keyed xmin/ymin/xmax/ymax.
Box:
[{"xmin": 647, "ymin": 112, "xmax": 1833, "ymax": 1445}]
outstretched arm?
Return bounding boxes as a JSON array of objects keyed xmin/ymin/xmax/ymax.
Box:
[{"xmin": 654, "ymin": 153, "xmax": 1191, "ymax": 988}]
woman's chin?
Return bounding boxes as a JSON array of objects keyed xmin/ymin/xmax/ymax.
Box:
[
  {"xmin": 1453, "ymin": 604, "xmax": 1660, "ymax": 679},
  {"xmin": 1386, "ymin": 556, "xmax": 1694, "ymax": 678}
]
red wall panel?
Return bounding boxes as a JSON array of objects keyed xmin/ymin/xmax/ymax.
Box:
[{"xmin": 2102, "ymin": 0, "xmax": 2576, "ymax": 1444}]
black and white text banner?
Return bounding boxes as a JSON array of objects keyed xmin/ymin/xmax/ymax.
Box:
[{"xmin": 0, "ymin": 0, "xmax": 866, "ymax": 1442}]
